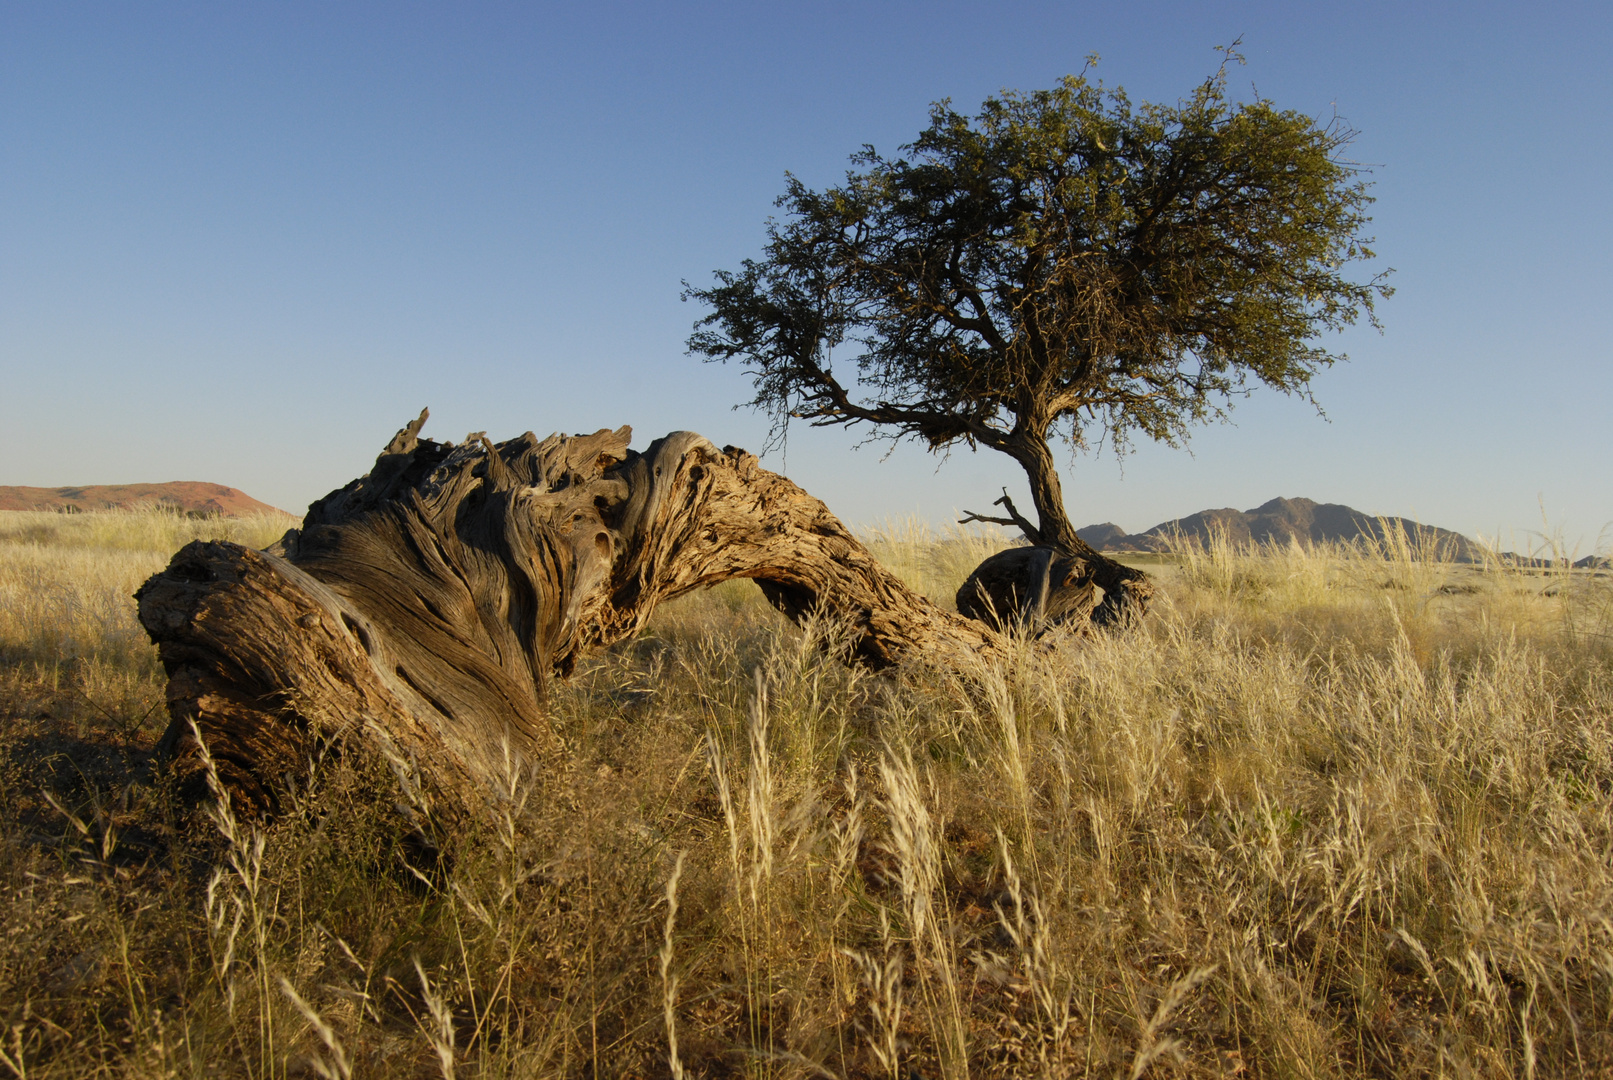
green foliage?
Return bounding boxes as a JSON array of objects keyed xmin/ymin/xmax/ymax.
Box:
[{"xmin": 687, "ymin": 51, "xmax": 1391, "ymax": 471}]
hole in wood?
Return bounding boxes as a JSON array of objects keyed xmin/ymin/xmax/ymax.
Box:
[{"xmin": 340, "ymin": 612, "xmax": 373, "ymax": 655}]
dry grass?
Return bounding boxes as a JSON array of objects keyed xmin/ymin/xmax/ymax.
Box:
[
  {"xmin": 0, "ymin": 509, "xmax": 294, "ymax": 680},
  {"xmin": 1, "ymin": 509, "xmax": 1610, "ymax": 1078}
]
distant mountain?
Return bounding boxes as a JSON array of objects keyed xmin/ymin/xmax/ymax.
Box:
[
  {"xmin": 1079, "ymin": 497, "xmax": 1485, "ymax": 561},
  {"xmin": 0, "ymin": 482, "xmax": 283, "ymax": 517},
  {"xmin": 1073, "ymin": 522, "xmax": 1132, "ymax": 551}
]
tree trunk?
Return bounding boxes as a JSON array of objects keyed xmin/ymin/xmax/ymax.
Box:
[
  {"xmin": 1008, "ymin": 433, "xmax": 1153, "ymax": 627},
  {"xmin": 137, "ymin": 413, "xmax": 1007, "ymax": 819}
]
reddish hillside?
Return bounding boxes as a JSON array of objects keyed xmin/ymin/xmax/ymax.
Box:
[{"xmin": 0, "ymin": 482, "xmax": 284, "ymax": 517}]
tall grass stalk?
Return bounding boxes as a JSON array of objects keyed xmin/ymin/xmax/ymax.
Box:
[
  {"xmin": 193, "ymin": 718, "xmax": 282, "ymax": 1079},
  {"xmin": 879, "ymin": 740, "xmax": 968, "ymax": 1078},
  {"xmin": 658, "ymin": 851, "xmax": 687, "ymax": 1080}
]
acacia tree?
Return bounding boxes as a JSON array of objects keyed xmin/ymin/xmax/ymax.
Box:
[{"xmin": 686, "ymin": 54, "xmax": 1391, "ymax": 624}]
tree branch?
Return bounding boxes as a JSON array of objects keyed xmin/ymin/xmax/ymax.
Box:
[
  {"xmin": 791, "ymin": 347, "xmax": 1022, "ymax": 452},
  {"xmin": 958, "ymin": 488, "xmax": 1043, "ymax": 544},
  {"xmin": 942, "ymin": 256, "xmax": 1009, "ymax": 352}
]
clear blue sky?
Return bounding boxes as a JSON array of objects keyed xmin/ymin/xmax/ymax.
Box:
[{"xmin": 3, "ymin": 2, "xmax": 1608, "ymax": 551}]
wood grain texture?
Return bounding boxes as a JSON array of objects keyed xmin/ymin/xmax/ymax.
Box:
[{"xmin": 138, "ymin": 412, "xmax": 1006, "ymax": 816}]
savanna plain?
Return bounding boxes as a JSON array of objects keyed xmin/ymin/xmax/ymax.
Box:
[{"xmin": 1, "ymin": 507, "xmax": 1611, "ymax": 1079}]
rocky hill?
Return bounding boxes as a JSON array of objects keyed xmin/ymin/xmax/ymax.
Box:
[
  {"xmin": 0, "ymin": 482, "xmax": 282, "ymax": 517},
  {"xmin": 1079, "ymin": 496, "xmax": 1485, "ymax": 561}
]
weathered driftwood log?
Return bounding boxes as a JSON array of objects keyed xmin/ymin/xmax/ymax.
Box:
[{"xmin": 137, "ymin": 411, "xmax": 1008, "ymax": 817}]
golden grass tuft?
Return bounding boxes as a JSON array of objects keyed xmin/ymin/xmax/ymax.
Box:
[{"xmin": 0, "ymin": 507, "xmax": 1609, "ymax": 1077}]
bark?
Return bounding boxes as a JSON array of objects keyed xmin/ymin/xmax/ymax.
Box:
[
  {"xmin": 955, "ymin": 546, "xmax": 1100, "ymax": 633},
  {"xmin": 1006, "ymin": 438, "xmax": 1148, "ymax": 631},
  {"xmin": 137, "ymin": 413, "xmax": 1005, "ymax": 818},
  {"xmin": 958, "ymin": 433, "xmax": 1153, "ymax": 629}
]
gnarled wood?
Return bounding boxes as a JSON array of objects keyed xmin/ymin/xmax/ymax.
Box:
[
  {"xmin": 138, "ymin": 412, "xmax": 1006, "ymax": 817},
  {"xmin": 956, "ymin": 546, "xmax": 1101, "ymax": 633},
  {"xmin": 958, "ymin": 486, "xmax": 1153, "ymax": 627}
]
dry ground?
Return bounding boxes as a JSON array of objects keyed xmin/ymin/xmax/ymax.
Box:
[{"xmin": 1, "ymin": 507, "xmax": 1610, "ymax": 1079}]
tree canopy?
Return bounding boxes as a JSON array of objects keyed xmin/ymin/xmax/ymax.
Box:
[{"xmin": 685, "ymin": 54, "xmax": 1391, "ymax": 566}]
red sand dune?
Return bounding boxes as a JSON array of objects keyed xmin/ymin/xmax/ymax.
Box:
[{"xmin": 0, "ymin": 482, "xmax": 285, "ymax": 517}]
